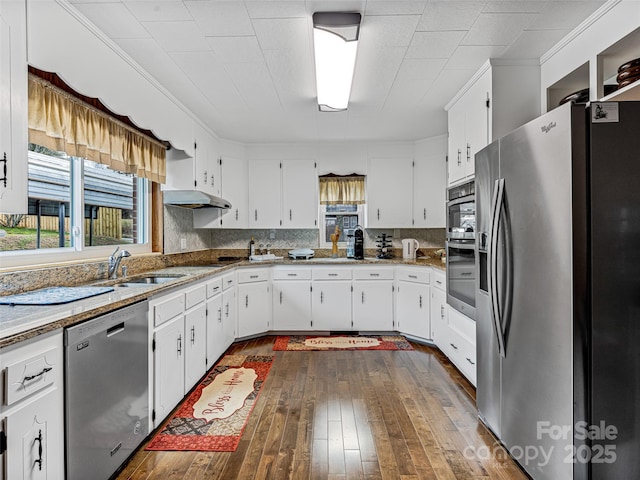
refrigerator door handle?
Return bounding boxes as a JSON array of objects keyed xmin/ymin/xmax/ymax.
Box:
[{"xmin": 489, "ymin": 178, "xmax": 507, "ymax": 357}]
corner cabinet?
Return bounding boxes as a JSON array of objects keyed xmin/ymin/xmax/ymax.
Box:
[
  {"xmin": 0, "ymin": 331, "xmax": 64, "ymax": 480},
  {"xmin": 446, "ymin": 60, "xmax": 541, "ymax": 186},
  {"xmin": 396, "ymin": 267, "xmax": 431, "ymax": 340},
  {"xmin": 236, "ymin": 268, "xmax": 271, "ymax": 337},
  {"xmin": 366, "ymin": 158, "xmax": 413, "ymax": 228},
  {"xmin": 0, "ymin": 0, "xmax": 28, "ymax": 214}
]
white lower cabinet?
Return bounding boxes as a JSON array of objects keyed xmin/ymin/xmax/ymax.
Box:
[
  {"xmin": 0, "ymin": 331, "xmax": 64, "ymax": 480},
  {"xmin": 444, "ymin": 307, "xmax": 477, "ymax": 386},
  {"xmin": 222, "ymin": 288, "xmax": 236, "ymax": 348},
  {"xmin": 312, "ymin": 268, "xmax": 353, "ymax": 331},
  {"xmin": 206, "ymin": 277, "xmax": 224, "ymax": 370},
  {"xmin": 153, "ymin": 313, "xmax": 185, "ymax": 426},
  {"xmin": 272, "ymin": 268, "xmax": 312, "ymax": 330},
  {"xmin": 184, "ymin": 302, "xmax": 207, "ymax": 394},
  {"xmin": 396, "ymin": 268, "xmax": 431, "ymax": 340},
  {"xmin": 237, "ymin": 268, "xmax": 271, "ymax": 338},
  {"xmin": 353, "ymin": 267, "xmax": 395, "ymax": 331}
]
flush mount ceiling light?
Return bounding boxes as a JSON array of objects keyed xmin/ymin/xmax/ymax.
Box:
[{"xmin": 312, "ymin": 12, "xmax": 361, "ymax": 112}]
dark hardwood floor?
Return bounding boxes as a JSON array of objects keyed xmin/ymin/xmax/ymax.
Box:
[{"xmin": 116, "ymin": 337, "xmax": 527, "ymax": 479}]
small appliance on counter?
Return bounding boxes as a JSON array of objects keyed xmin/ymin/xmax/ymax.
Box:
[
  {"xmin": 288, "ymin": 248, "xmax": 315, "ymax": 260},
  {"xmin": 346, "ymin": 234, "xmax": 355, "ymax": 258},
  {"xmin": 401, "ymin": 238, "xmax": 419, "ymax": 260},
  {"xmin": 375, "ymin": 234, "xmax": 393, "ymax": 259},
  {"xmin": 353, "ymin": 226, "xmax": 364, "ymax": 260}
]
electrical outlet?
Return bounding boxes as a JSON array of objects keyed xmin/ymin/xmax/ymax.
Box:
[
  {"xmin": 269, "ymin": 229, "xmax": 276, "ymax": 240},
  {"xmin": 180, "ymin": 238, "xmax": 187, "ymax": 250}
]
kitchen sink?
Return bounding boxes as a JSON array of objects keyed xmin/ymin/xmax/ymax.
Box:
[{"xmin": 115, "ymin": 275, "xmax": 184, "ymax": 287}]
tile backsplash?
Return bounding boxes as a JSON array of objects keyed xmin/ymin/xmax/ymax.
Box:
[{"xmin": 163, "ymin": 206, "xmax": 445, "ymax": 254}]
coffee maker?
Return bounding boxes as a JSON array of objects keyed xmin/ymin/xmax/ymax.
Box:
[{"xmin": 353, "ymin": 226, "xmax": 364, "ymax": 260}]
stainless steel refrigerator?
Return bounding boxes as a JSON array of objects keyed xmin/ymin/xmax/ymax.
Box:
[{"xmin": 475, "ymin": 100, "xmax": 640, "ymax": 480}]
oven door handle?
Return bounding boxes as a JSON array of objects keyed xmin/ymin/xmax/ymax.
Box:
[
  {"xmin": 489, "ymin": 178, "xmax": 506, "ymax": 358},
  {"xmin": 447, "ymin": 241, "xmax": 475, "ymax": 250}
]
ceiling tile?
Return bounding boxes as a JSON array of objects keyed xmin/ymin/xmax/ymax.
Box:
[
  {"xmin": 263, "ymin": 49, "xmax": 315, "ymax": 110},
  {"xmin": 482, "ymin": 1, "xmax": 543, "ymax": 14},
  {"xmin": 306, "ymin": 0, "xmax": 366, "ymax": 15},
  {"xmin": 207, "ymin": 36, "xmax": 263, "ymax": 63},
  {"xmin": 362, "ymin": 14, "xmax": 420, "ymax": 47},
  {"xmin": 351, "ymin": 46, "xmax": 406, "ymax": 111},
  {"xmin": 74, "ymin": 3, "xmax": 150, "ymax": 38},
  {"xmin": 170, "ymin": 51, "xmax": 246, "ymax": 111},
  {"xmin": 417, "ymin": 1, "xmax": 485, "ymax": 31},
  {"xmin": 396, "ymin": 58, "xmax": 447, "ymax": 81},
  {"xmin": 406, "ymin": 31, "xmax": 466, "ymax": 58},
  {"xmin": 124, "ymin": 1, "xmax": 192, "ymax": 22},
  {"xmin": 384, "ymin": 77, "xmax": 431, "ymax": 109},
  {"xmin": 529, "ymin": 1, "xmax": 605, "ymax": 30},
  {"xmin": 252, "ymin": 17, "xmax": 309, "ymax": 50},
  {"xmin": 462, "ymin": 12, "xmax": 538, "ymax": 46},
  {"xmin": 500, "ymin": 29, "xmax": 570, "ymax": 59},
  {"xmin": 245, "ymin": 1, "xmax": 307, "ymax": 19},
  {"xmin": 446, "ymin": 45, "xmax": 506, "ymax": 69},
  {"xmin": 142, "ymin": 21, "xmax": 209, "ymax": 52},
  {"xmin": 364, "ymin": 1, "xmax": 427, "ymax": 16},
  {"xmin": 421, "ymin": 68, "xmax": 477, "ymax": 106},
  {"xmin": 225, "ymin": 62, "xmax": 282, "ymax": 110},
  {"xmin": 184, "ymin": 1, "xmax": 254, "ymax": 36}
]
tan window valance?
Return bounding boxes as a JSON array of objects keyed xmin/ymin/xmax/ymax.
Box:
[
  {"xmin": 28, "ymin": 74, "xmax": 166, "ymax": 183},
  {"xmin": 319, "ymin": 174, "xmax": 365, "ymax": 205}
]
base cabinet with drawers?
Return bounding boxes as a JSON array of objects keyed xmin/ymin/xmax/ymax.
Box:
[
  {"xmin": 353, "ymin": 267, "xmax": 395, "ymax": 331},
  {"xmin": 444, "ymin": 307, "xmax": 477, "ymax": 385},
  {"xmin": 272, "ymin": 267, "xmax": 312, "ymax": 330},
  {"xmin": 237, "ymin": 268, "xmax": 271, "ymax": 338},
  {"xmin": 396, "ymin": 267, "xmax": 431, "ymax": 340},
  {"xmin": 0, "ymin": 331, "xmax": 64, "ymax": 480}
]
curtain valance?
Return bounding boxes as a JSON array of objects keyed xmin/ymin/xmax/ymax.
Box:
[
  {"xmin": 319, "ymin": 174, "xmax": 365, "ymax": 205},
  {"xmin": 28, "ymin": 74, "xmax": 166, "ymax": 183}
]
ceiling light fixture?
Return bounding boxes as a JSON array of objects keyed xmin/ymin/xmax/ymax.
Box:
[{"xmin": 312, "ymin": 12, "xmax": 361, "ymax": 112}]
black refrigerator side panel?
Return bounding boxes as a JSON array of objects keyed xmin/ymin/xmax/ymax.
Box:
[{"xmin": 590, "ymin": 101, "xmax": 640, "ymax": 480}]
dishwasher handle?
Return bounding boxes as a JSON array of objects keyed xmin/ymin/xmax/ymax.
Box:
[{"xmin": 106, "ymin": 322, "xmax": 125, "ymax": 337}]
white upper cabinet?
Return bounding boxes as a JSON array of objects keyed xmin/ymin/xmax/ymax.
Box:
[
  {"xmin": 366, "ymin": 157, "xmax": 413, "ymax": 228},
  {"xmin": 413, "ymin": 136, "xmax": 447, "ymax": 228},
  {"xmin": 446, "ymin": 60, "xmax": 540, "ymax": 186},
  {"xmin": 0, "ymin": 0, "xmax": 28, "ymax": 214},
  {"xmin": 219, "ymin": 157, "xmax": 248, "ymax": 228},
  {"xmin": 282, "ymin": 160, "xmax": 317, "ymax": 229},
  {"xmin": 194, "ymin": 128, "xmax": 221, "ymax": 198},
  {"xmin": 248, "ymin": 159, "xmax": 281, "ymax": 228}
]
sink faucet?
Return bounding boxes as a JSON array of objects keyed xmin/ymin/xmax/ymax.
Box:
[{"xmin": 108, "ymin": 246, "xmax": 131, "ymax": 279}]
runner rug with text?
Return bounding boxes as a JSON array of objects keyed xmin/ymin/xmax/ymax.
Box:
[
  {"xmin": 273, "ymin": 335, "xmax": 413, "ymax": 351},
  {"xmin": 146, "ymin": 354, "xmax": 273, "ymax": 452}
]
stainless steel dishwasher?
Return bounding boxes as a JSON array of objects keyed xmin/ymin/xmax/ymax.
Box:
[{"xmin": 65, "ymin": 300, "xmax": 149, "ymax": 480}]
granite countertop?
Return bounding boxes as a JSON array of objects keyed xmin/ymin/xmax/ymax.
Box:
[{"xmin": 0, "ymin": 257, "xmax": 445, "ymax": 348}]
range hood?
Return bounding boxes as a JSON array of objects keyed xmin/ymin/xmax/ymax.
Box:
[{"xmin": 163, "ymin": 190, "xmax": 231, "ymax": 209}]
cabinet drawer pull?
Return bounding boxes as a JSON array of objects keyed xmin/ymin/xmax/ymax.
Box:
[
  {"xmin": 460, "ymin": 272, "xmax": 472, "ymax": 276},
  {"xmin": 377, "ymin": 208, "xmax": 380, "ymax": 220},
  {"xmin": 320, "ymin": 292, "xmax": 324, "ymax": 303},
  {"xmin": 290, "ymin": 209, "xmax": 292, "ymax": 221},
  {"xmin": 369, "ymin": 273, "xmax": 379, "ymax": 277},
  {"xmin": 24, "ymin": 367, "xmax": 53, "ymax": 383},
  {"xmin": 408, "ymin": 274, "xmax": 417, "ymax": 279},
  {"xmin": 227, "ymin": 279, "xmax": 233, "ymax": 285},
  {"xmin": 449, "ymin": 342, "xmax": 458, "ymax": 350},
  {"xmin": 250, "ymin": 275, "xmax": 259, "ymax": 279},
  {"xmin": 467, "ymin": 143, "xmax": 471, "ymax": 162},
  {"xmin": 328, "ymin": 273, "xmax": 338, "ymax": 277},
  {"xmin": 436, "ymin": 280, "xmax": 442, "ymax": 285},
  {"xmin": 280, "ymin": 291, "xmax": 283, "ymax": 304},
  {"xmin": 225, "ymin": 303, "xmax": 230, "ymax": 317},
  {"xmin": 33, "ymin": 429, "xmax": 43, "ymax": 471},
  {"xmin": 245, "ymin": 295, "xmax": 249, "ymax": 307},
  {"xmin": 361, "ymin": 291, "xmax": 365, "ymax": 303},
  {"xmin": 466, "ymin": 357, "xmax": 475, "ymax": 365},
  {"xmin": 287, "ymin": 273, "xmax": 298, "ymax": 277},
  {"xmin": 440, "ymin": 305, "xmax": 445, "ymax": 318}
]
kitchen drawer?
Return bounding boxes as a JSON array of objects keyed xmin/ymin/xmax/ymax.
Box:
[
  {"xmin": 222, "ymin": 272, "xmax": 235, "ymax": 290},
  {"xmin": 448, "ymin": 306, "xmax": 475, "ymax": 343},
  {"xmin": 353, "ymin": 267, "xmax": 394, "ymax": 280},
  {"xmin": 396, "ymin": 267, "xmax": 430, "ymax": 284},
  {"xmin": 5, "ymin": 346, "xmax": 59, "ymax": 406},
  {"xmin": 312, "ymin": 268, "xmax": 352, "ymax": 280},
  {"xmin": 185, "ymin": 284, "xmax": 207, "ymax": 309},
  {"xmin": 237, "ymin": 268, "xmax": 269, "ymax": 284},
  {"xmin": 446, "ymin": 327, "xmax": 477, "ymax": 386},
  {"xmin": 207, "ymin": 277, "xmax": 223, "ymax": 297},
  {"xmin": 153, "ymin": 292, "xmax": 185, "ymax": 327},
  {"xmin": 432, "ymin": 268, "xmax": 446, "ymax": 291},
  {"xmin": 272, "ymin": 268, "xmax": 312, "ymax": 280}
]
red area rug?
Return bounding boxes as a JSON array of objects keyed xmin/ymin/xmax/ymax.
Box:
[
  {"xmin": 146, "ymin": 354, "xmax": 273, "ymax": 452},
  {"xmin": 273, "ymin": 335, "xmax": 413, "ymax": 351}
]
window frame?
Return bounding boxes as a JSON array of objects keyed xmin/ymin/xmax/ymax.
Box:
[{"xmin": 0, "ymin": 153, "xmax": 152, "ymax": 269}]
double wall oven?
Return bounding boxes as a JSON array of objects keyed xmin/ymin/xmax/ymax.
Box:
[{"xmin": 446, "ymin": 180, "xmax": 476, "ymax": 320}]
